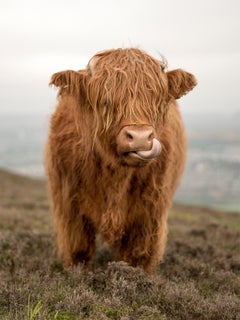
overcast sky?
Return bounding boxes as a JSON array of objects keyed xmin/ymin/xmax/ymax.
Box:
[{"xmin": 0, "ymin": 0, "xmax": 239, "ymax": 115}]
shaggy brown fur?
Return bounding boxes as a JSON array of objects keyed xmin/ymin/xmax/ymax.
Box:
[{"xmin": 45, "ymin": 48, "xmax": 197, "ymax": 274}]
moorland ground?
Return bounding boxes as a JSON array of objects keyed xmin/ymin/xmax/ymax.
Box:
[{"xmin": 0, "ymin": 169, "xmax": 239, "ymax": 319}]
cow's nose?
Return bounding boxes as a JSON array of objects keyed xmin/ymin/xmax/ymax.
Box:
[{"xmin": 120, "ymin": 127, "xmax": 154, "ymax": 151}]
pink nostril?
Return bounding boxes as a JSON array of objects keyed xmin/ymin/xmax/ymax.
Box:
[
  {"xmin": 148, "ymin": 132, "xmax": 154, "ymax": 141},
  {"xmin": 125, "ymin": 132, "xmax": 134, "ymax": 141}
]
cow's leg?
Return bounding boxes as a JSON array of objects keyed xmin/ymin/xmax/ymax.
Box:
[
  {"xmin": 62, "ymin": 214, "xmax": 96, "ymax": 268},
  {"xmin": 54, "ymin": 206, "xmax": 96, "ymax": 268},
  {"xmin": 116, "ymin": 212, "xmax": 168, "ymax": 274},
  {"xmin": 48, "ymin": 176, "xmax": 96, "ymax": 269}
]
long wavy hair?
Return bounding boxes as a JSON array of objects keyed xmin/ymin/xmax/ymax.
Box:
[{"xmin": 86, "ymin": 48, "xmax": 169, "ymax": 135}]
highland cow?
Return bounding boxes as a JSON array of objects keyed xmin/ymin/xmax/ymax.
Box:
[{"xmin": 45, "ymin": 48, "xmax": 197, "ymax": 274}]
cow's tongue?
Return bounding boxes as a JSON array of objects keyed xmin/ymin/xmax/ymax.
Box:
[{"xmin": 135, "ymin": 138, "xmax": 161, "ymax": 160}]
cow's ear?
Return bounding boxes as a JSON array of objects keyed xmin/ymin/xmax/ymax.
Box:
[
  {"xmin": 167, "ymin": 69, "xmax": 197, "ymax": 100},
  {"xmin": 49, "ymin": 70, "xmax": 85, "ymax": 96}
]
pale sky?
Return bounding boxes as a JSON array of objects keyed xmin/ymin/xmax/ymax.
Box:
[{"xmin": 0, "ymin": 0, "xmax": 240, "ymax": 115}]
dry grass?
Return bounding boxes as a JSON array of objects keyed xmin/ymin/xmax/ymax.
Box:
[{"xmin": 0, "ymin": 169, "xmax": 239, "ymax": 319}]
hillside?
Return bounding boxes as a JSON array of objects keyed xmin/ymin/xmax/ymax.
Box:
[{"xmin": 0, "ymin": 169, "xmax": 239, "ymax": 319}]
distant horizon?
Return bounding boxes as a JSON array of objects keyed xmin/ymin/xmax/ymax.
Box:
[
  {"xmin": 0, "ymin": 110, "xmax": 239, "ymax": 212},
  {"xmin": 1, "ymin": 111, "xmax": 240, "ymax": 136}
]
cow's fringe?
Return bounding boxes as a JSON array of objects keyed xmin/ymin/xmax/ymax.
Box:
[{"xmin": 86, "ymin": 48, "xmax": 169, "ymax": 136}]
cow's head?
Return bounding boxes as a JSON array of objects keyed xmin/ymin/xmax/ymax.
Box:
[{"xmin": 50, "ymin": 48, "xmax": 196, "ymax": 166}]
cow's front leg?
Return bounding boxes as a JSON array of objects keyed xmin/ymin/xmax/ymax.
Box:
[
  {"xmin": 52, "ymin": 197, "xmax": 96, "ymax": 269},
  {"xmin": 116, "ymin": 212, "xmax": 168, "ymax": 274},
  {"xmin": 61, "ymin": 214, "xmax": 96, "ymax": 268}
]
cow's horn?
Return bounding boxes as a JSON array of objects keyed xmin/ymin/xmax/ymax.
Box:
[{"xmin": 88, "ymin": 56, "xmax": 99, "ymax": 75}]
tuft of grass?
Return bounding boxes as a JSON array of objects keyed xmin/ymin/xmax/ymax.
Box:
[
  {"xmin": 51, "ymin": 312, "xmax": 78, "ymax": 320},
  {"xmin": 27, "ymin": 296, "xmax": 42, "ymax": 320}
]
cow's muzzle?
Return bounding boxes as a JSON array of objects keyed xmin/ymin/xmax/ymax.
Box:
[{"xmin": 116, "ymin": 125, "xmax": 161, "ymax": 161}]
